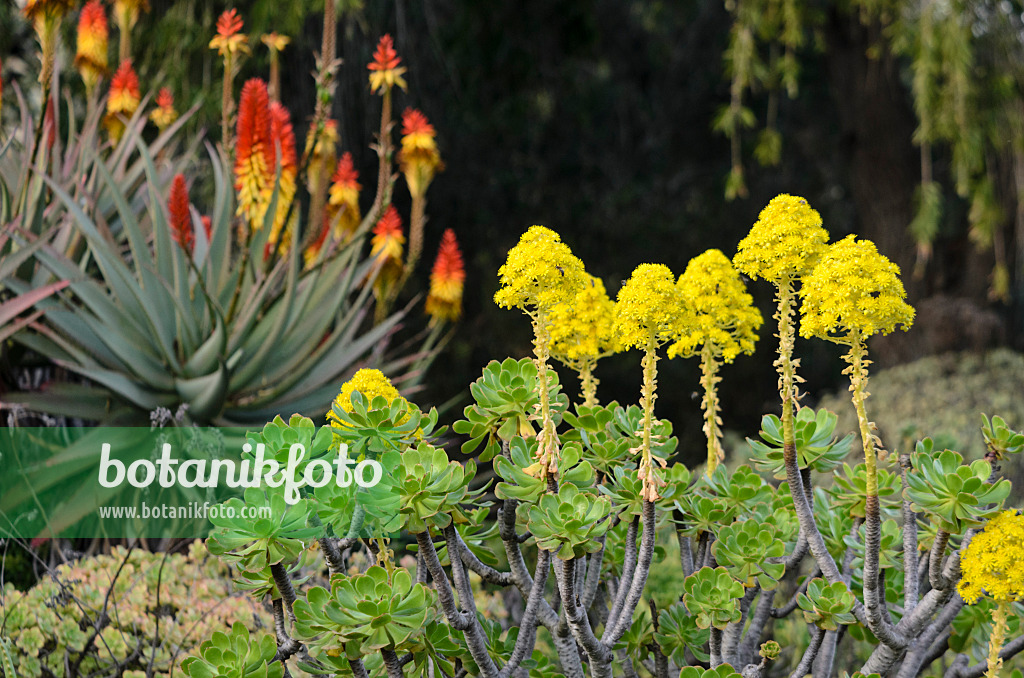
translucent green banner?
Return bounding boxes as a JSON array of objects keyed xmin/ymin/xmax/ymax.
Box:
[{"xmin": 0, "ymin": 427, "xmax": 400, "ymax": 540}]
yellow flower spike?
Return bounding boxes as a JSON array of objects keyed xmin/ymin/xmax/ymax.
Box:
[
  {"xmin": 799, "ymin": 235, "xmax": 915, "ymax": 342},
  {"xmin": 549, "ymin": 275, "xmax": 619, "ymax": 406},
  {"xmin": 614, "ymin": 263, "xmax": 691, "ymax": 501},
  {"xmin": 669, "ymin": 249, "xmax": 762, "ymax": 363},
  {"xmin": 733, "ymin": 193, "xmax": 829, "ymax": 285},
  {"xmin": 494, "ymin": 226, "xmax": 587, "ymax": 315},
  {"xmin": 613, "ymin": 263, "xmax": 691, "ymax": 351},
  {"xmin": 495, "ymin": 226, "xmax": 587, "ymax": 479},
  {"xmin": 670, "ymin": 249, "xmax": 762, "ymax": 474}
]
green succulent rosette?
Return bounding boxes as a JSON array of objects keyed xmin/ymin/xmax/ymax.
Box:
[
  {"xmin": 711, "ymin": 520, "xmax": 787, "ymax": 590},
  {"xmin": 181, "ymin": 622, "xmax": 283, "ymax": 678},
  {"xmin": 748, "ymin": 407, "xmax": 854, "ymax": 479},
  {"xmin": 682, "ymin": 566, "xmax": 745, "ymax": 630},
  {"xmin": 526, "ymin": 483, "xmax": 612, "ymax": 560},
  {"xmin": 798, "ymin": 578, "xmax": 857, "ymax": 631}
]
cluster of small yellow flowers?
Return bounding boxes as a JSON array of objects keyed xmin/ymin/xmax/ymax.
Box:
[
  {"xmin": 549, "ymin": 276, "xmax": 619, "ymax": 364},
  {"xmin": 959, "ymin": 510, "xmax": 1024, "ymax": 604},
  {"xmin": 75, "ymin": 0, "xmax": 108, "ymax": 95},
  {"xmin": 398, "ymin": 108, "xmax": 443, "ymax": 199},
  {"xmin": 669, "ymin": 249, "xmax": 762, "ymax": 362},
  {"xmin": 613, "ymin": 263, "xmax": 691, "ymax": 350},
  {"xmin": 328, "ymin": 368, "xmax": 407, "ymax": 430},
  {"xmin": 494, "ymin": 226, "xmax": 587, "ymax": 315},
  {"xmin": 799, "ymin": 235, "xmax": 915, "ymax": 341},
  {"xmin": 733, "ymin": 194, "xmax": 829, "ymax": 284}
]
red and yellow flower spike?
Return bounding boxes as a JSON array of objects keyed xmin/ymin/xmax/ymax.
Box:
[
  {"xmin": 367, "ymin": 34, "xmax": 407, "ymax": 94},
  {"xmin": 425, "ymin": 229, "xmax": 465, "ymax": 323},
  {"xmin": 265, "ymin": 101, "xmax": 298, "ymax": 255},
  {"xmin": 75, "ymin": 0, "xmax": 108, "ymax": 96},
  {"xmin": 149, "ymin": 87, "xmax": 177, "ymax": 131},
  {"xmin": 168, "ymin": 174, "xmax": 193, "ymax": 251},
  {"xmin": 398, "ymin": 108, "xmax": 443, "ymax": 200},
  {"xmin": 327, "ymin": 152, "xmax": 362, "ymax": 240},
  {"xmin": 371, "ymin": 205, "xmax": 405, "ymax": 268},
  {"xmin": 104, "ymin": 60, "xmax": 140, "ymax": 143},
  {"xmin": 234, "ymin": 78, "xmax": 274, "ymax": 233},
  {"xmin": 209, "ymin": 8, "xmax": 248, "ymax": 58}
]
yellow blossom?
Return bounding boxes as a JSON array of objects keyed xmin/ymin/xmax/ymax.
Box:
[
  {"xmin": 733, "ymin": 194, "xmax": 829, "ymax": 284},
  {"xmin": 959, "ymin": 510, "xmax": 1024, "ymax": 605},
  {"xmin": 549, "ymin": 276, "xmax": 619, "ymax": 365},
  {"xmin": 669, "ymin": 249, "xmax": 762, "ymax": 362},
  {"xmin": 613, "ymin": 263, "xmax": 691, "ymax": 350},
  {"xmin": 327, "ymin": 368, "xmax": 406, "ymax": 430},
  {"xmin": 799, "ymin": 235, "xmax": 915, "ymax": 341},
  {"xmin": 494, "ymin": 226, "xmax": 587, "ymax": 315}
]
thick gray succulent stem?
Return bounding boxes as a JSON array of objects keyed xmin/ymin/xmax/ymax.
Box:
[
  {"xmin": 455, "ymin": 528, "xmax": 514, "ymax": 586},
  {"xmin": 555, "ymin": 557, "xmax": 613, "ymax": 673},
  {"xmin": 582, "ymin": 532, "xmax": 607, "ymax": 609},
  {"xmin": 416, "ymin": 530, "xmax": 471, "ymax": 629},
  {"xmin": 381, "ymin": 648, "xmax": 404, "ymax": 678},
  {"xmin": 499, "ymin": 499, "xmax": 560, "ymax": 630},
  {"xmin": 603, "ymin": 516, "xmax": 639, "ymax": 635},
  {"xmin": 772, "ymin": 570, "xmax": 816, "ymax": 618},
  {"xmin": 895, "ymin": 594, "xmax": 964, "ymax": 678},
  {"xmin": 443, "ymin": 525, "xmax": 503, "ymax": 678},
  {"xmin": 603, "ymin": 501, "xmax": 657, "ymax": 645},
  {"xmin": 723, "ymin": 587, "xmax": 759, "ymax": 664},
  {"xmin": 678, "ymin": 529, "xmax": 695, "ymax": 577},
  {"xmin": 710, "ymin": 628, "xmax": 724, "ymax": 667},
  {"xmin": 349, "ymin": 658, "xmax": 370, "ymax": 678},
  {"xmin": 739, "ymin": 589, "xmax": 773, "ymax": 665},
  {"xmin": 813, "ymin": 628, "xmax": 842, "ymax": 678},
  {"xmin": 900, "ymin": 452, "xmax": 921, "ymax": 612},
  {"xmin": 788, "ymin": 626, "xmax": 826, "ymax": 678},
  {"xmin": 928, "ymin": 529, "xmax": 951, "ymax": 591},
  {"xmin": 864, "ymin": 494, "xmax": 906, "ymax": 647},
  {"xmin": 499, "ymin": 548, "xmax": 552, "ymax": 678}
]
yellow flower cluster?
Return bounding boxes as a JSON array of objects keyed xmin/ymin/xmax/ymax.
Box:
[
  {"xmin": 799, "ymin": 235, "xmax": 915, "ymax": 341},
  {"xmin": 494, "ymin": 226, "xmax": 587, "ymax": 314},
  {"xmin": 733, "ymin": 194, "xmax": 829, "ymax": 284},
  {"xmin": 959, "ymin": 510, "xmax": 1024, "ymax": 604},
  {"xmin": 613, "ymin": 263, "xmax": 691, "ymax": 350},
  {"xmin": 327, "ymin": 368, "xmax": 404, "ymax": 428},
  {"xmin": 549, "ymin": 276, "xmax": 619, "ymax": 365},
  {"xmin": 669, "ymin": 249, "xmax": 762, "ymax": 362}
]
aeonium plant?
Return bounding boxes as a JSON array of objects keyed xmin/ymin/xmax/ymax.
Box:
[{"xmin": 182, "ymin": 202, "xmax": 1024, "ymax": 678}]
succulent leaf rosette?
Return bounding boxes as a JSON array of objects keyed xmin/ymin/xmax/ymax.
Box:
[
  {"xmin": 181, "ymin": 622, "xmax": 283, "ymax": 678},
  {"xmin": 711, "ymin": 520, "xmax": 787, "ymax": 589},
  {"xmin": 293, "ymin": 566, "xmax": 434, "ymax": 664},
  {"xmin": 526, "ymin": 483, "xmax": 612, "ymax": 560},
  {"xmin": 748, "ymin": 407, "xmax": 854, "ymax": 480},
  {"xmin": 798, "ymin": 579, "xmax": 857, "ymax": 631},
  {"xmin": 906, "ymin": 446, "xmax": 1009, "ymax": 534},
  {"xmin": 682, "ymin": 566, "xmax": 745, "ymax": 630},
  {"xmin": 452, "ymin": 357, "xmax": 569, "ymax": 462},
  {"xmin": 654, "ymin": 603, "xmax": 711, "ymax": 664},
  {"xmin": 398, "ymin": 443, "xmax": 480, "ymax": 534}
]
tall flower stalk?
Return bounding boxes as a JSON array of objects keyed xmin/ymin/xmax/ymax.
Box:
[
  {"xmin": 800, "ymin": 234, "xmax": 914, "ymax": 638},
  {"xmin": 669, "ymin": 249, "xmax": 761, "ymax": 474},
  {"xmin": 209, "ymin": 8, "xmax": 248, "ymax": 153},
  {"xmin": 367, "ymin": 34, "xmax": 406, "ymax": 219},
  {"xmin": 613, "ymin": 263, "xmax": 690, "ymax": 501},
  {"xmin": 495, "ymin": 226, "xmax": 586, "ymax": 479},
  {"xmin": 549, "ymin": 275, "xmax": 619, "ymax": 407},
  {"xmin": 398, "ymin": 108, "xmax": 443, "ymax": 276}
]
